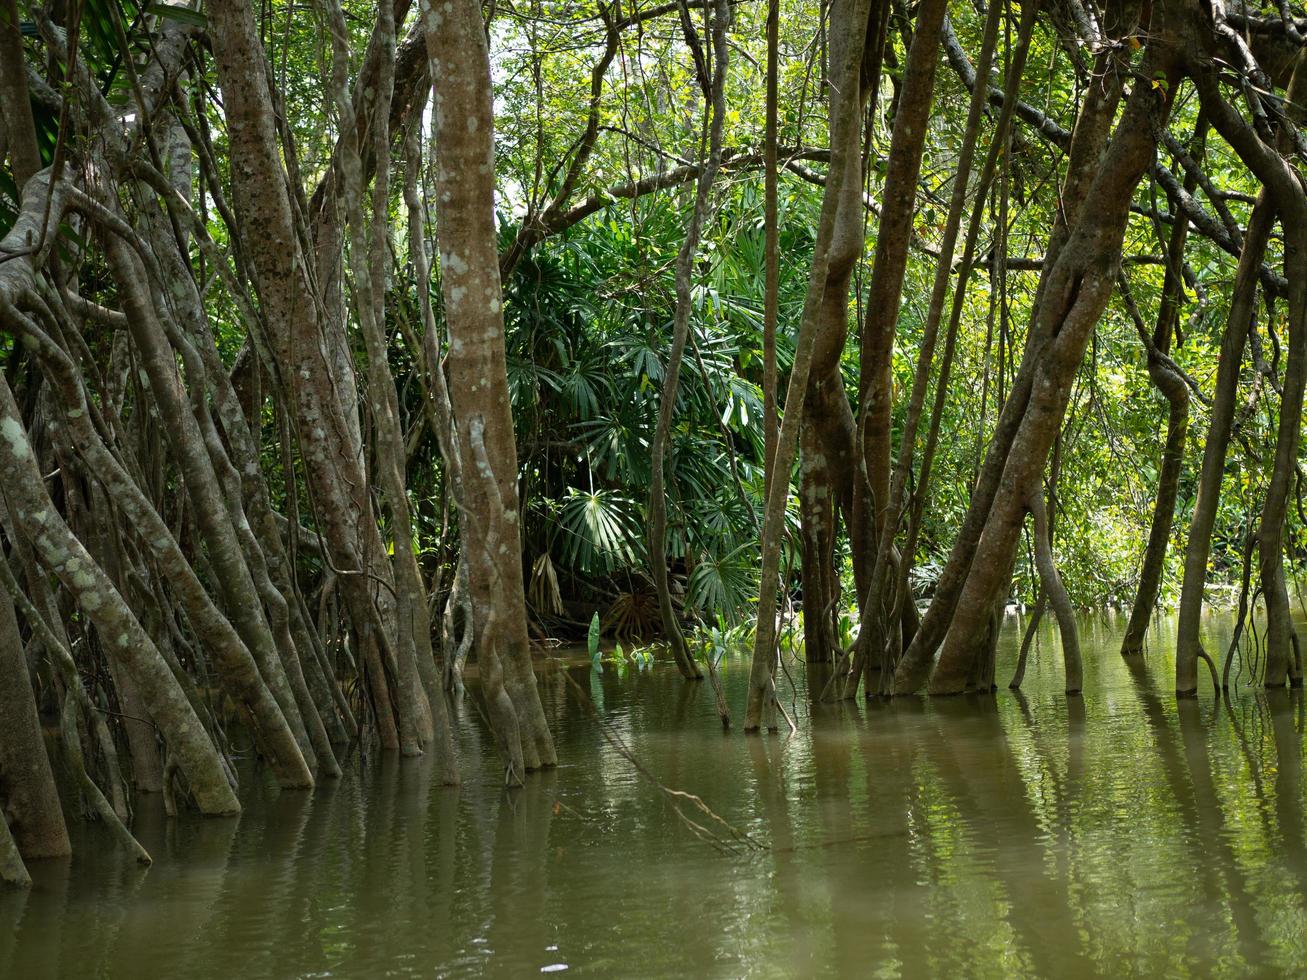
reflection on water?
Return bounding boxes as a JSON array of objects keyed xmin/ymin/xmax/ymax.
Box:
[{"xmin": 2, "ymin": 610, "xmax": 1306, "ymax": 977}]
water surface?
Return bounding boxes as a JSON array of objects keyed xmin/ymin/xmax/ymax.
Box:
[{"xmin": 3, "ymin": 611, "xmax": 1306, "ymax": 977}]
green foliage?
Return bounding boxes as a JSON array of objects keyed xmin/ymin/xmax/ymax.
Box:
[{"xmin": 691, "ymin": 615, "xmax": 755, "ymax": 668}]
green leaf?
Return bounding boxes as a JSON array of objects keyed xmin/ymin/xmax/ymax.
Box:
[
  {"xmin": 145, "ymin": 4, "xmax": 208, "ymax": 28},
  {"xmin": 587, "ymin": 611, "xmax": 601, "ymax": 661}
]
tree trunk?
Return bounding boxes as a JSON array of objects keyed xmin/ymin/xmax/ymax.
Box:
[
  {"xmin": 1256, "ymin": 232, "xmax": 1307, "ymax": 689},
  {"xmin": 0, "ymin": 561, "xmax": 70, "ymax": 860},
  {"xmin": 898, "ymin": 14, "xmax": 1180, "ymax": 694},
  {"xmin": 322, "ymin": 0, "xmax": 447, "ymax": 757},
  {"xmin": 0, "ymin": 0, "xmax": 40, "ymax": 189},
  {"xmin": 798, "ymin": 422, "xmax": 841, "ymax": 664},
  {"xmin": 1196, "ymin": 54, "xmax": 1307, "ymax": 691},
  {"xmin": 1173, "ymin": 191, "xmax": 1273, "ymax": 692},
  {"xmin": 855, "ymin": 0, "xmax": 947, "ymax": 551},
  {"xmin": 0, "ymin": 813, "xmax": 29, "ymax": 888},
  {"xmin": 207, "ymin": 0, "xmax": 406, "ymax": 748},
  {"xmin": 762, "ymin": 0, "xmax": 781, "ymax": 493},
  {"xmin": 648, "ymin": 0, "xmax": 730, "ymax": 682},
  {"xmin": 423, "ymin": 0, "xmax": 556, "ymax": 777},
  {"xmin": 745, "ymin": 0, "xmax": 876, "ymax": 730},
  {"xmin": 1119, "ymin": 205, "xmax": 1193, "ymax": 657},
  {"xmin": 791, "ymin": 0, "xmax": 891, "ymax": 655},
  {"xmin": 0, "ymin": 376, "xmax": 240, "ymax": 816},
  {"xmin": 846, "ymin": 0, "xmax": 1010, "ymax": 699},
  {"xmin": 1030, "ymin": 485, "xmax": 1082, "ymax": 693}
]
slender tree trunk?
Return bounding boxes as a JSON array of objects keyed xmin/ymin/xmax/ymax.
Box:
[
  {"xmin": 798, "ymin": 425, "xmax": 840, "ymax": 664},
  {"xmin": 1030, "ymin": 485, "xmax": 1081, "ymax": 693},
  {"xmin": 900, "ymin": 18, "xmax": 1180, "ymax": 694},
  {"xmin": 648, "ymin": 0, "xmax": 730, "ymax": 681},
  {"xmin": 746, "ymin": 0, "xmax": 875, "ymax": 730},
  {"xmin": 1119, "ymin": 211, "xmax": 1194, "ymax": 656},
  {"xmin": 0, "ymin": 0, "xmax": 40, "ymax": 190},
  {"xmin": 1173, "ymin": 190, "xmax": 1273, "ymax": 692},
  {"xmin": 0, "ymin": 376, "xmax": 240, "ymax": 816},
  {"xmin": 855, "ymin": 0, "xmax": 947, "ymax": 551},
  {"xmin": 0, "ymin": 561, "xmax": 70, "ymax": 860},
  {"xmin": 844, "ymin": 0, "xmax": 1007, "ymax": 699},
  {"xmin": 321, "ymin": 0, "xmax": 445, "ymax": 755},
  {"xmin": 1257, "ymin": 232, "xmax": 1307, "ymax": 688},
  {"xmin": 793, "ymin": 0, "xmax": 888, "ymax": 646},
  {"xmin": 1120, "ymin": 117, "xmax": 1207, "ymax": 656},
  {"xmin": 892, "ymin": 2, "xmax": 1164, "ymax": 693},
  {"xmin": 1197, "ymin": 55, "xmax": 1307, "ymax": 691},
  {"xmin": 207, "ymin": 0, "xmax": 405, "ymax": 748},
  {"xmin": 762, "ymin": 0, "xmax": 780, "ymax": 491},
  {"xmin": 401, "ymin": 102, "xmax": 461, "ymax": 786}
]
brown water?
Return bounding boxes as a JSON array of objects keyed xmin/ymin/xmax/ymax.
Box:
[{"xmin": 3, "ymin": 610, "xmax": 1306, "ymax": 978}]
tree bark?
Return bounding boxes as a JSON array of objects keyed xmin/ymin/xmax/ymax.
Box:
[
  {"xmin": 0, "ymin": 375, "xmax": 240, "ymax": 816},
  {"xmin": 745, "ymin": 0, "xmax": 875, "ymax": 730},
  {"xmin": 1119, "ymin": 149, "xmax": 1198, "ymax": 657},
  {"xmin": 0, "ymin": 0, "xmax": 40, "ymax": 188},
  {"xmin": 1173, "ymin": 190, "xmax": 1273, "ymax": 692},
  {"xmin": 844, "ymin": 0, "xmax": 1009, "ymax": 698},
  {"xmin": 207, "ymin": 0, "xmax": 406, "ymax": 748},
  {"xmin": 321, "ymin": 0, "xmax": 446, "ymax": 756},
  {"xmin": 1029, "ymin": 485, "xmax": 1081, "ymax": 693},
  {"xmin": 762, "ymin": 0, "xmax": 781, "ymax": 495},
  {"xmin": 648, "ymin": 0, "xmax": 729, "ymax": 682},
  {"xmin": 0, "ymin": 559, "xmax": 70, "ymax": 860},
  {"xmin": 855, "ymin": 0, "xmax": 947, "ymax": 552},
  {"xmin": 423, "ymin": 0, "xmax": 556, "ymax": 777},
  {"xmin": 897, "ymin": 8, "xmax": 1180, "ymax": 694},
  {"xmin": 1196, "ymin": 52, "xmax": 1307, "ymax": 691}
]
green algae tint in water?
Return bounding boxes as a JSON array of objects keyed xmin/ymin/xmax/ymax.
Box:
[{"xmin": 2, "ymin": 610, "xmax": 1307, "ymax": 978}]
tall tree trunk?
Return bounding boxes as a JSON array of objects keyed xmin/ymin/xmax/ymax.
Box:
[
  {"xmin": 1256, "ymin": 237, "xmax": 1307, "ymax": 688},
  {"xmin": 0, "ymin": 0, "xmax": 40, "ymax": 189},
  {"xmin": 897, "ymin": 7, "xmax": 1181, "ymax": 694},
  {"xmin": 1197, "ymin": 54, "xmax": 1307, "ymax": 692},
  {"xmin": 1173, "ymin": 190, "xmax": 1273, "ymax": 692},
  {"xmin": 1119, "ymin": 162, "xmax": 1196, "ymax": 657},
  {"xmin": 401, "ymin": 100, "xmax": 462, "ymax": 786},
  {"xmin": 648, "ymin": 0, "xmax": 729, "ymax": 681},
  {"xmin": 207, "ymin": 0, "xmax": 406, "ymax": 748},
  {"xmin": 892, "ymin": 0, "xmax": 1156, "ymax": 693},
  {"xmin": 855, "ymin": 0, "xmax": 947, "ymax": 552},
  {"xmin": 844, "ymin": 0, "xmax": 1009, "ymax": 698},
  {"xmin": 762, "ymin": 0, "xmax": 781, "ymax": 492},
  {"xmin": 746, "ymin": 0, "xmax": 876, "ymax": 730},
  {"xmin": 423, "ymin": 0, "xmax": 556, "ymax": 778},
  {"xmin": 794, "ymin": 0, "xmax": 889, "ymax": 644},
  {"xmin": 321, "ymin": 0, "xmax": 447, "ymax": 757}
]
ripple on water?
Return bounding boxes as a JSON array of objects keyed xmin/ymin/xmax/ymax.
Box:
[{"xmin": 3, "ymin": 610, "xmax": 1306, "ymax": 978}]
